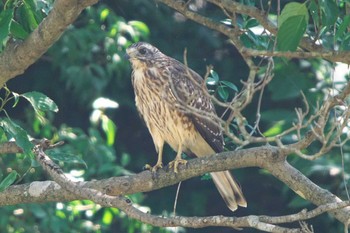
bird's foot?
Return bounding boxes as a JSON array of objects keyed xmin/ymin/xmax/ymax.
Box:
[
  {"xmin": 168, "ymin": 158, "xmax": 187, "ymax": 173},
  {"xmin": 144, "ymin": 162, "xmax": 163, "ymax": 173}
]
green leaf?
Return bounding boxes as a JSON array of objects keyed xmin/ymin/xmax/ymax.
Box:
[
  {"xmin": 279, "ymin": 2, "xmax": 309, "ymax": 27},
  {"xmin": 210, "ymin": 70, "xmax": 219, "ymax": 82},
  {"xmin": 206, "ymin": 77, "xmax": 217, "ymax": 85},
  {"xmin": 200, "ymin": 173, "xmax": 212, "ymax": 181},
  {"xmin": 129, "ymin": 20, "xmax": 150, "ymax": 37},
  {"xmin": 217, "ymin": 86, "xmax": 228, "ymax": 101},
  {"xmin": 46, "ymin": 151, "xmax": 87, "ymax": 168},
  {"xmin": 277, "ymin": 2, "xmax": 308, "ymax": 51},
  {"xmin": 100, "ymin": 8, "xmax": 110, "ymax": 21},
  {"xmin": 243, "ymin": 18, "xmax": 259, "ymax": 29},
  {"xmin": 341, "ymin": 34, "xmax": 350, "ymax": 50},
  {"xmin": 23, "ymin": 0, "xmax": 39, "ymax": 31},
  {"xmin": 0, "ymin": 118, "xmax": 33, "ymax": 154},
  {"xmin": 319, "ymin": 0, "xmax": 338, "ymax": 27},
  {"xmin": 101, "ymin": 117, "xmax": 116, "ymax": 146},
  {"xmin": 21, "ymin": 91, "xmax": 59, "ymax": 113},
  {"xmin": 336, "ymin": 15, "xmax": 350, "ymax": 40},
  {"xmin": 0, "ymin": 171, "xmax": 18, "ymax": 192},
  {"xmin": 277, "ymin": 15, "xmax": 307, "ymax": 51},
  {"xmin": 102, "ymin": 209, "xmax": 113, "ymax": 225},
  {"xmin": 0, "ymin": 9, "xmax": 14, "ymax": 44},
  {"xmin": 10, "ymin": 20, "xmax": 29, "ymax": 39},
  {"xmin": 263, "ymin": 121, "xmax": 285, "ymax": 137},
  {"xmin": 220, "ymin": 80, "xmax": 238, "ymax": 92},
  {"xmin": 12, "ymin": 92, "xmax": 20, "ymax": 107}
]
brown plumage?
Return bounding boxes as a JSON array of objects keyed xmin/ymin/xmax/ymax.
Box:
[{"xmin": 126, "ymin": 42, "xmax": 247, "ymax": 211}]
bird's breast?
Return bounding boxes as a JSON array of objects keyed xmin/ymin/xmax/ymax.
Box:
[{"xmin": 132, "ymin": 67, "xmax": 198, "ymax": 151}]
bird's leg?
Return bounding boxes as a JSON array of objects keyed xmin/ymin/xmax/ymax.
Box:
[
  {"xmin": 168, "ymin": 144, "xmax": 187, "ymax": 173},
  {"xmin": 144, "ymin": 142, "xmax": 163, "ymax": 172}
]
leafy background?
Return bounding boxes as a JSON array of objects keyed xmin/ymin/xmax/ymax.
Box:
[{"xmin": 0, "ymin": 0, "xmax": 349, "ymax": 232}]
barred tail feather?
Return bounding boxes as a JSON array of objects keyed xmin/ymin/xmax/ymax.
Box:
[{"xmin": 210, "ymin": 171, "xmax": 247, "ymax": 211}]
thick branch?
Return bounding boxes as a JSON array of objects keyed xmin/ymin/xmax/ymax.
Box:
[
  {"xmin": 27, "ymin": 140, "xmax": 345, "ymax": 232},
  {"xmin": 1, "ymin": 145, "xmax": 349, "ymax": 225},
  {"xmin": 0, "ymin": 0, "xmax": 98, "ymax": 87}
]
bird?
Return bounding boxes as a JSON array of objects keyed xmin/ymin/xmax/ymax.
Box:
[{"xmin": 125, "ymin": 42, "xmax": 247, "ymax": 211}]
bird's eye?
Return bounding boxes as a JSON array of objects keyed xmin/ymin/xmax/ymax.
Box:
[{"xmin": 139, "ymin": 48, "xmax": 147, "ymax": 55}]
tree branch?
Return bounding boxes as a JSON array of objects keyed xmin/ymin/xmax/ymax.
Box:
[
  {"xmin": 0, "ymin": 0, "xmax": 98, "ymax": 87},
  {"xmin": 1, "ymin": 143, "xmax": 349, "ymax": 227},
  {"xmin": 157, "ymin": 0, "xmax": 350, "ymax": 64},
  {"xmin": 23, "ymin": 140, "xmax": 346, "ymax": 232}
]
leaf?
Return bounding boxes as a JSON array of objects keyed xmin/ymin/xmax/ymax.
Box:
[
  {"xmin": 206, "ymin": 77, "xmax": 217, "ymax": 85},
  {"xmin": 21, "ymin": 91, "xmax": 59, "ymax": 113},
  {"xmin": 0, "ymin": 9, "xmax": 14, "ymax": 44},
  {"xmin": 102, "ymin": 209, "xmax": 113, "ymax": 225},
  {"xmin": 277, "ymin": 2, "xmax": 308, "ymax": 51},
  {"xmin": 11, "ymin": 92, "xmax": 20, "ymax": 107},
  {"xmin": 210, "ymin": 69, "xmax": 219, "ymax": 82},
  {"xmin": 0, "ymin": 118, "xmax": 33, "ymax": 154},
  {"xmin": 336, "ymin": 15, "xmax": 350, "ymax": 40},
  {"xmin": 0, "ymin": 171, "xmax": 18, "ymax": 192},
  {"xmin": 129, "ymin": 20, "xmax": 150, "ymax": 37},
  {"xmin": 217, "ymin": 86, "xmax": 228, "ymax": 101},
  {"xmin": 10, "ymin": 20, "xmax": 29, "ymax": 39},
  {"xmin": 200, "ymin": 173, "xmax": 212, "ymax": 181},
  {"xmin": 220, "ymin": 80, "xmax": 238, "ymax": 92},
  {"xmin": 263, "ymin": 121, "xmax": 285, "ymax": 137},
  {"xmin": 100, "ymin": 8, "xmax": 110, "ymax": 21},
  {"xmin": 101, "ymin": 117, "xmax": 116, "ymax": 146},
  {"xmin": 23, "ymin": 0, "xmax": 39, "ymax": 31},
  {"xmin": 319, "ymin": 0, "xmax": 338, "ymax": 27},
  {"xmin": 243, "ymin": 18, "xmax": 259, "ymax": 29},
  {"xmin": 277, "ymin": 15, "xmax": 307, "ymax": 51},
  {"xmin": 279, "ymin": 2, "xmax": 309, "ymax": 27},
  {"xmin": 46, "ymin": 151, "xmax": 87, "ymax": 168}
]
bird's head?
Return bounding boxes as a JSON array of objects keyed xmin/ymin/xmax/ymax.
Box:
[{"xmin": 125, "ymin": 42, "xmax": 163, "ymax": 67}]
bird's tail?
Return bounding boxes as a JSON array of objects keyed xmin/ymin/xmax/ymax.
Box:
[{"xmin": 210, "ymin": 171, "xmax": 247, "ymax": 211}]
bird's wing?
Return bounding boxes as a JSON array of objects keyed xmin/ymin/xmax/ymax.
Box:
[{"xmin": 166, "ymin": 59, "xmax": 224, "ymax": 153}]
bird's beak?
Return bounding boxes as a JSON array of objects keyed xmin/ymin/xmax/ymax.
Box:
[{"xmin": 125, "ymin": 47, "xmax": 136, "ymax": 60}]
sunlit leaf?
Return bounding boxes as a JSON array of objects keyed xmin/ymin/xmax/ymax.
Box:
[
  {"xmin": 129, "ymin": 20, "xmax": 150, "ymax": 37},
  {"xmin": 101, "ymin": 117, "xmax": 116, "ymax": 146},
  {"xmin": 263, "ymin": 121, "xmax": 285, "ymax": 137},
  {"xmin": 277, "ymin": 2, "xmax": 308, "ymax": 51},
  {"xmin": 102, "ymin": 209, "xmax": 113, "ymax": 225},
  {"xmin": 12, "ymin": 92, "xmax": 20, "ymax": 107},
  {"xmin": 277, "ymin": 15, "xmax": 307, "ymax": 51},
  {"xmin": 21, "ymin": 91, "xmax": 59, "ymax": 113},
  {"xmin": 0, "ymin": 171, "xmax": 18, "ymax": 192},
  {"xmin": 221, "ymin": 19, "xmax": 232, "ymax": 26},
  {"xmin": 210, "ymin": 70, "xmax": 219, "ymax": 82},
  {"xmin": 100, "ymin": 8, "xmax": 110, "ymax": 21},
  {"xmin": 206, "ymin": 77, "xmax": 217, "ymax": 85},
  {"xmin": 279, "ymin": 2, "xmax": 309, "ymax": 27}
]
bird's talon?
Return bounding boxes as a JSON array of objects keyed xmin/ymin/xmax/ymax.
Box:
[
  {"xmin": 168, "ymin": 159, "xmax": 187, "ymax": 173},
  {"xmin": 144, "ymin": 163, "xmax": 163, "ymax": 172}
]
